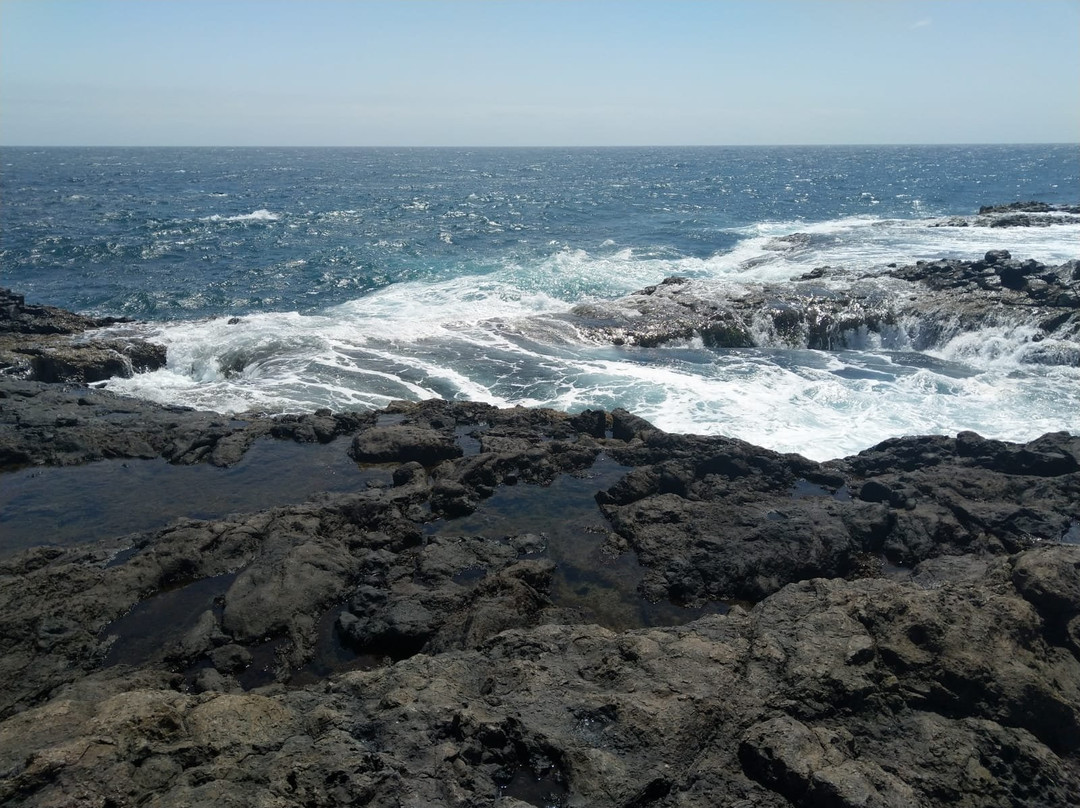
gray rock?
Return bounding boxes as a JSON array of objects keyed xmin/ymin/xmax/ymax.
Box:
[
  {"xmin": 5, "ymin": 549, "xmax": 1079, "ymax": 806},
  {"xmin": 350, "ymin": 424, "xmax": 463, "ymax": 465},
  {"xmin": 209, "ymin": 643, "xmax": 252, "ymax": 674},
  {"xmin": 556, "ymin": 250, "xmax": 1079, "ymax": 364}
]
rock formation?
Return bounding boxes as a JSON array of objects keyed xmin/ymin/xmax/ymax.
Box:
[
  {"xmin": 0, "ymin": 288, "xmax": 167, "ymax": 384},
  {"xmin": 1, "ymin": 276, "xmax": 1078, "ymax": 806},
  {"xmin": 561, "ymin": 252, "xmax": 1079, "ymax": 362}
]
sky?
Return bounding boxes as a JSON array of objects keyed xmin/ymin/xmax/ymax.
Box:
[{"xmin": 1, "ymin": 0, "xmax": 1077, "ymax": 147}]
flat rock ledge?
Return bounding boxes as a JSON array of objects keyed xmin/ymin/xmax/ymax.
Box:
[{"xmin": 1, "ymin": 288, "xmax": 167, "ymax": 384}]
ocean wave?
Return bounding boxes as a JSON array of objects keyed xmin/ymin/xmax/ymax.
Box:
[
  {"xmin": 103, "ymin": 296, "xmax": 1080, "ymax": 461},
  {"xmin": 201, "ymin": 209, "xmax": 280, "ymax": 223},
  {"xmin": 712, "ymin": 215, "xmax": 1080, "ymax": 284},
  {"xmin": 16, "ymin": 145, "xmax": 1073, "ymax": 459},
  {"xmin": 929, "ymin": 325, "xmax": 1080, "ymax": 369}
]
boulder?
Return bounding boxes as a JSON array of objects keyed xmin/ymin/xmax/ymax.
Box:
[{"xmin": 349, "ymin": 425, "xmax": 462, "ymax": 465}]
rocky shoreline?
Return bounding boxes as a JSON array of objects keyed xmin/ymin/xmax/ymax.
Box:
[{"xmin": 2, "ymin": 263, "xmax": 1079, "ymax": 806}]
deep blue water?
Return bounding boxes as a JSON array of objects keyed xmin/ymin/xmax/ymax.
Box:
[{"xmin": 2, "ymin": 145, "xmax": 1078, "ymax": 459}]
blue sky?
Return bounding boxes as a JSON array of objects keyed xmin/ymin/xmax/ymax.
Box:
[{"xmin": 1, "ymin": 0, "xmax": 1077, "ymax": 146}]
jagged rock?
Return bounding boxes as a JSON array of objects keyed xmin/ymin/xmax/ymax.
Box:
[
  {"xmin": 1, "ymin": 288, "xmax": 167, "ymax": 383},
  {"xmin": 560, "ymin": 252, "xmax": 1080, "ymax": 362},
  {"xmin": 978, "ymin": 202, "xmax": 1055, "ymax": 214},
  {"xmin": 3, "ymin": 546, "xmax": 1078, "ymax": 807},
  {"xmin": 945, "ymin": 202, "xmax": 1080, "ymax": 228},
  {"xmin": 0, "ymin": 288, "xmax": 130, "ymax": 336},
  {"xmin": 208, "ymin": 644, "xmax": 252, "ymax": 674},
  {"xmin": 592, "ymin": 419, "xmax": 1080, "ymax": 605},
  {"xmin": 0, "ymin": 379, "xmax": 376, "ymax": 469}
]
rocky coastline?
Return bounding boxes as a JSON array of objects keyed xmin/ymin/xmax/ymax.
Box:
[
  {"xmin": 2, "ymin": 244, "xmax": 1079, "ymax": 807},
  {"xmin": 562, "ymin": 250, "xmax": 1079, "ymax": 359}
]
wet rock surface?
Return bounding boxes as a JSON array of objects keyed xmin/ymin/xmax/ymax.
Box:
[
  {"xmin": 2, "ymin": 548, "xmax": 1078, "ymax": 807},
  {"xmin": 596, "ymin": 426, "xmax": 1080, "ymax": 605},
  {"xmin": 1, "ymin": 288, "xmax": 168, "ymax": 383},
  {"xmin": 561, "ymin": 245, "xmax": 1079, "ymax": 359},
  {"xmin": 2, "ymin": 389, "xmax": 1078, "ymax": 806},
  {"xmin": 1, "ymin": 289, "xmax": 1079, "ymax": 806},
  {"xmin": 934, "ymin": 201, "xmax": 1080, "ymax": 228},
  {"xmin": 0, "ymin": 379, "xmax": 374, "ymax": 468}
]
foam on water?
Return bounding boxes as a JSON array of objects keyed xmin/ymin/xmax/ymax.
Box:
[
  {"xmin": 326, "ymin": 272, "xmax": 574, "ymax": 342},
  {"xmin": 106, "ymin": 210, "xmax": 1079, "ymax": 460},
  {"xmin": 9, "ymin": 146, "xmax": 1077, "ymax": 460},
  {"xmin": 107, "ymin": 298, "xmax": 1080, "ymax": 461},
  {"xmin": 710, "ymin": 215, "xmax": 1080, "ymax": 284},
  {"xmin": 615, "ymin": 347, "xmax": 1066, "ymax": 454},
  {"xmin": 201, "ymin": 209, "xmax": 281, "ymax": 223},
  {"xmin": 930, "ymin": 324, "xmax": 1080, "ymax": 367}
]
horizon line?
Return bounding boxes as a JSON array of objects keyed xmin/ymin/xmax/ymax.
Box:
[{"xmin": 3, "ymin": 141, "xmax": 1078, "ymax": 150}]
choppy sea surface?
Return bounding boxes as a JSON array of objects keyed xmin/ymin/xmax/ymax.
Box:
[{"xmin": 2, "ymin": 145, "xmax": 1078, "ymax": 460}]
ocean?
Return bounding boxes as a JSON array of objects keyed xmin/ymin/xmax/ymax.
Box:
[{"xmin": 2, "ymin": 145, "xmax": 1078, "ymax": 460}]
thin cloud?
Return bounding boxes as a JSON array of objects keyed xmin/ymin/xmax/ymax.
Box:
[{"xmin": 911, "ymin": 18, "xmax": 933, "ymax": 29}]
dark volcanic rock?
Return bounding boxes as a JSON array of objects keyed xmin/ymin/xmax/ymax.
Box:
[
  {"xmin": 0, "ymin": 379, "xmax": 374, "ymax": 469},
  {"xmin": 0, "ymin": 397, "xmax": 605, "ymax": 714},
  {"xmin": 561, "ymin": 251, "xmax": 1080, "ymax": 362},
  {"xmin": 890, "ymin": 253, "xmax": 1080, "ymax": 311},
  {"xmin": 593, "ymin": 416, "xmax": 1080, "ymax": 605},
  {"xmin": 1, "ymin": 289, "xmax": 168, "ymax": 383},
  {"xmin": 554, "ymin": 205, "xmax": 1080, "ymax": 354},
  {"xmin": 20, "ymin": 338, "xmax": 167, "ymax": 384},
  {"xmin": 350, "ymin": 424, "xmax": 463, "ymax": 465},
  {"xmin": 976, "ymin": 200, "xmax": 1080, "ymax": 221},
  {"xmin": 979, "ymin": 201, "xmax": 1056, "ymax": 214},
  {"xmin": 928, "ymin": 202, "xmax": 1080, "ymax": 228},
  {"xmin": 336, "ymin": 542, "xmax": 557, "ymax": 658},
  {"xmin": 1, "ymin": 546, "xmax": 1078, "ymax": 807},
  {"xmin": 0, "ymin": 289, "xmax": 130, "ymax": 336},
  {"xmin": 2, "ymin": 291, "xmax": 1079, "ymax": 806}
]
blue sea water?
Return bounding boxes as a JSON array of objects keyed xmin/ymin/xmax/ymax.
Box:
[{"xmin": 2, "ymin": 145, "xmax": 1078, "ymax": 460}]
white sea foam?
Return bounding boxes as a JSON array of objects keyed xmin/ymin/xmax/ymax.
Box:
[
  {"xmin": 624, "ymin": 353, "xmax": 1080, "ymax": 460},
  {"xmin": 707, "ymin": 216, "xmax": 1080, "ymax": 285},
  {"xmin": 107, "ymin": 297, "xmax": 1080, "ymax": 460},
  {"xmin": 928, "ymin": 324, "xmax": 1080, "ymax": 369},
  {"xmin": 103, "ymin": 212, "xmax": 1079, "ymax": 459},
  {"xmin": 201, "ymin": 209, "xmax": 280, "ymax": 223},
  {"xmin": 326, "ymin": 275, "xmax": 571, "ymax": 342}
]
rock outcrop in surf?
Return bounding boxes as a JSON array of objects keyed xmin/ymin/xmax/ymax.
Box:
[
  {"xmin": 564, "ymin": 252, "xmax": 1080, "ymax": 365},
  {"xmin": 933, "ymin": 200, "xmax": 1080, "ymax": 228},
  {"xmin": 0, "ymin": 288, "xmax": 166, "ymax": 383}
]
